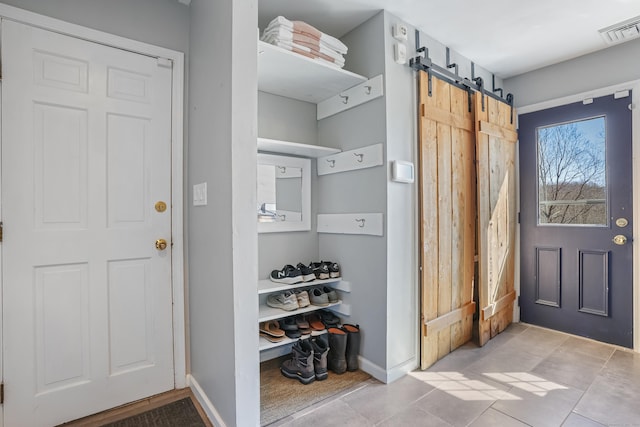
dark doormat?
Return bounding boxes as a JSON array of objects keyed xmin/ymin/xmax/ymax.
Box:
[
  {"xmin": 103, "ymin": 398, "xmax": 207, "ymax": 427},
  {"xmin": 260, "ymin": 356, "xmax": 372, "ymax": 426}
]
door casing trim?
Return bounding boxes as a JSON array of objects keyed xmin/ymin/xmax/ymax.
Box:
[
  {"xmin": 0, "ymin": 2, "xmax": 187, "ymax": 410},
  {"xmin": 517, "ymin": 80, "xmax": 640, "ymax": 352}
]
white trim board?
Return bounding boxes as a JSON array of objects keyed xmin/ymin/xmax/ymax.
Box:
[
  {"xmin": 517, "ymin": 80, "xmax": 640, "ymax": 352},
  {"xmin": 516, "ymin": 80, "xmax": 640, "ymax": 115},
  {"xmin": 188, "ymin": 375, "xmax": 226, "ymax": 427},
  {"xmin": 358, "ymin": 356, "xmax": 418, "ymax": 384},
  {"xmin": 0, "ymin": 1, "xmax": 187, "ymax": 408}
]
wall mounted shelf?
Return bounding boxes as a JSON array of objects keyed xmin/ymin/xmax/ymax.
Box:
[
  {"xmin": 258, "ymin": 41, "xmax": 367, "ymax": 104},
  {"xmin": 257, "ymin": 137, "xmax": 341, "ymax": 158},
  {"xmin": 317, "ymin": 143, "xmax": 384, "ymax": 176}
]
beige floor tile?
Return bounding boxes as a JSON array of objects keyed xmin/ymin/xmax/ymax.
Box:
[
  {"xmin": 468, "ymin": 408, "xmax": 530, "ymax": 427},
  {"xmin": 573, "ymin": 368, "xmax": 640, "ymax": 425},
  {"xmin": 341, "ymin": 374, "xmax": 435, "ymax": 424},
  {"xmin": 377, "ymin": 406, "xmax": 452, "ymax": 427},
  {"xmin": 561, "ymin": 413, "xmax": 605, "ymax": 427}
]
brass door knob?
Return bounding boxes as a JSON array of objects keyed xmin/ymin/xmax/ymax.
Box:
[
  {"xmin": 612, "ymin": 235, "xmax": 628, "ymax": 245},
  {"xmin": 155, "ymin": 239, "xmax": 168, "ymax": 250}
]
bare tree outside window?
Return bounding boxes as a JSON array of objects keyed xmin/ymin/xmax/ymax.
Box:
[{"xmin": 537, "ymin": 117, "xmax": 607, "ymax": 225}]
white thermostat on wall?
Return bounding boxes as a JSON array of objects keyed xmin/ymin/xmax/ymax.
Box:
[{"xmin": 391, "ymin": 160, "xmax": 414, "ymax": 183}]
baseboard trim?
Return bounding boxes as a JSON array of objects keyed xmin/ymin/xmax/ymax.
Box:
[
  {"xmin": 188, "ymin": 374, "xmax": 227, "ymax": 427},
  {"xmin": 359, "ymin": 356, "xmax": 417, "ymax": 384}
]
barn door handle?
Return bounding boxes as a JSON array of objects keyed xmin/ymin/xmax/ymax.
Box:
[{"xmin": 612, "ymin": 235, "xmax": 628, "ymax": 245}]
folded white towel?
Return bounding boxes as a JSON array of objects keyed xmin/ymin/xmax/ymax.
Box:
[
  {"xmin": 262, "ymin": 33, "xmax": 345, "ymax": 64},
  {"xmin": 262, "ymin": 27, "xmax": 345, "ymax": 60},
  {"xmin": 264, "ymin": 16, "xmax": 348, "ymax": 54},
  {"xmin": 262, "ymin": 38, "xmax": 345, "ymax": 68}
]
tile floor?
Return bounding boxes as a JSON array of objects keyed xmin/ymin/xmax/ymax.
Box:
[{"xmin": 269, "ymin": 323, "xmax": 640, "ymax": 426}]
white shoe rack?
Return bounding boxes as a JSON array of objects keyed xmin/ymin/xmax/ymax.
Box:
[{"xmin": 258, "ymin": 277, "xmax": 350, "ymax": 358}]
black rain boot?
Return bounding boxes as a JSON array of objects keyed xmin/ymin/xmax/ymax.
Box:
[
  {"xmin": 327, "ymin": 327, "xmax": 347, "ymax": 374},
  {"xmin": 280, "ymin": 339, "xmax": 315, "ymax": 384},
  {"xmin": 310, "ymin": 337, "xmax": 329, "ymax": 380},
  {"xmin": 343, "ymin": 324, "xmax": 360, "ymax": 371}
]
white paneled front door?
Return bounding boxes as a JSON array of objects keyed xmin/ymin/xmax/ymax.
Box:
[{"xmin": 2, "ymin": 20, "xmax": 174, "ymax": 426}]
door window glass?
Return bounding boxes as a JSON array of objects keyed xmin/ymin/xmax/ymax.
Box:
[{"xmin": 537, "ymin": 116, "xmax": 607, "ymax": 226}]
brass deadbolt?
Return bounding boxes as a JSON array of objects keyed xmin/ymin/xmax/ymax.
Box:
[{"xmin": 616, "ymin": 218, "xmax": 629, "ymax": 228}]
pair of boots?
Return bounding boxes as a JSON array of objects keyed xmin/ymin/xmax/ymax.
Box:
[
  {"xmin": 280, "ymin": 335, "xmax": 330, "ymax": 385},
  {"xmin": 327, "ymin": 324, "xmax": 360, "ymax": 374}
]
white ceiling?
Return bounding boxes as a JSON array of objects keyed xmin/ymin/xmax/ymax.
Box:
[{"xmin": 258, "ymin": 0, "xmax": 640, "ymax": 78}]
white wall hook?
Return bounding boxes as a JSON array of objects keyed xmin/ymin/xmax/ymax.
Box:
[
  {"xmin": 318, "ymin": 143, "xmax": 383, "ymax": 176},
  {"xmin": 277, "ymin": 166, "xmax": 286, "ymax": 173},
  {"xmin": 278, "ymin": 214, "xmax": 286, "ymax": 221},
  {"xmin": 317, "ymin": 213, "xmax": 383, "ymax": 236},
  {"xmin": 317, "ymin": 74, "xmax": 384, "ymax": 120}
]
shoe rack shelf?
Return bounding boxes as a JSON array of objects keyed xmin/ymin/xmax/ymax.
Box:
[
  {"xmin": 258, "ymin": 299, "xmax": 343, "ymax": 323},
  {"xmin": 257, "ymin": 277, "xmax": 349, "ymax": 295},
  {"xmin": 259, "ymin": 330, "xmax": 326, "ymax": 352}
]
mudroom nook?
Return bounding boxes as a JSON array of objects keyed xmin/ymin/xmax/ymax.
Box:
[{"xmin": 0, "ymin": 0, "xmax": 639, "ymax": 426}]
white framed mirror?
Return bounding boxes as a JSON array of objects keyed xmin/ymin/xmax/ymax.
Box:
[{"xmin": 257, "ymin": 153, "xmax": 311, "ymax": 233}]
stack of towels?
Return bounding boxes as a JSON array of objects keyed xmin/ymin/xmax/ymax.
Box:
[{"xmin": 261, "ymin": 16, "xmax": 348, "ymax": 69}]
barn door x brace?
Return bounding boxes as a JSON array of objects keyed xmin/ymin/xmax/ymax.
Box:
[{"xmin": 409, "ymin": 30, "xmax": 514, "ymax": 122}]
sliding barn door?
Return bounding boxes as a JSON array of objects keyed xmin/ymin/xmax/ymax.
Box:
[
  {"xmin": 475, "ymin": 96, "xmax": 518, "ymax": 345},
  {"xmin": 418, "ymin": 73, "xmax": 476, "ymax": 369}
]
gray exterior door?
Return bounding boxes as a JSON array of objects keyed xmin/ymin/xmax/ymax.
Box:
[{"xmin": 519, "ymin": 93, "xmax": 633, "ymax": 348}]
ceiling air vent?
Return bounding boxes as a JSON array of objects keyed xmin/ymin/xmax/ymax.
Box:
[{"xmin": 599, "ymin": 15, "xmax": 640, "ymax": 45}]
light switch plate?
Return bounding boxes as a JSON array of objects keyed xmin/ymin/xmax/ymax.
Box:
[
  {"xmin": 394, "ymin": 43, "xmax": 407, "ymax": 64},
  {"xmin": 193, "ymin": 182, "xmax": 207, "ymax": 206}
]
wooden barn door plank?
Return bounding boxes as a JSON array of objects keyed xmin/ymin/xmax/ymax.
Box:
[
  {"xmin": 419, "ymin": 72, "xmax": 476, "ymax": 369},
  {"xmin": 475, "ymin": 95, "xmax": 517, "ymax": 346},
  {"xmin": 436, "ymin": 77, "xmax": 453, "ymax": 360},
  {"xmin": 419, "ymin": 71, "xmax": 440, "ymax": 369}
]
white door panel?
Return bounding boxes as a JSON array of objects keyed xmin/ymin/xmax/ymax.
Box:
[{"xmin": 2, "ymin": 20, "xmax": 174, "ymax": 426}]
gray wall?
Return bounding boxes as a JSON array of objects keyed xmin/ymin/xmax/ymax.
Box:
[
  {"xmin": 257, "ymin": 92, "xmax": 319, "ymax": 277},
  {"xmin": 188, "ymin": 0, "xmax": 259, "ymax": 426},
  {"xmin": 0, "ymin": 0, "xmax": 189, "ymax": 53},
  {"xmin": 318, "ymin": 12, "xmax": 389, "ymax": 370},
  {"xmin": 382, "ymin": 11, "xmax": 418, "ymax": 372},
  {"xmin": 505, "ymin": 38, "xmax": 640, "ymax": 107}
]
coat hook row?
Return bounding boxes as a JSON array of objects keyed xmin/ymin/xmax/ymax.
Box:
[{"xmin": 355, "ymin": 218, "xmax": 365, "ymax": 228}]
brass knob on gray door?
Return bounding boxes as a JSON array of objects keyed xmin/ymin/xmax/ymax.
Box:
[
  {"xmin": 612, "ymin": 235, "xmax": 628, "ymax": 245},
  {"xmin": 155, "ymin": 239, "xmax": 168, "ymax": 250}
]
